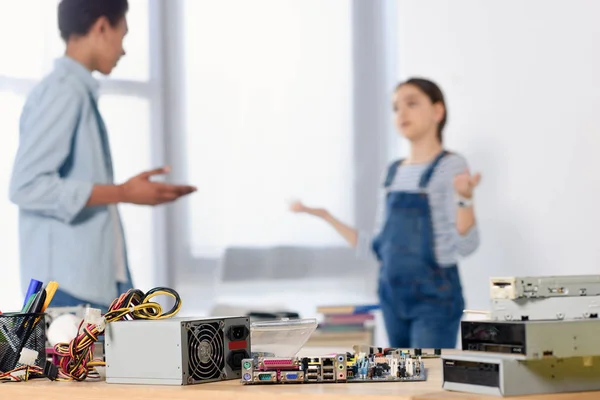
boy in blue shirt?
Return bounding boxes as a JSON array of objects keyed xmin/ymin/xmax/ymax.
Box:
[{"xmin": 9, "ymin": 0, "xmax": 196, "ymax": 309}]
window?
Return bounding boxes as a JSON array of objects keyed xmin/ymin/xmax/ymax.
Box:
[
  {"xmin": 0, "ymin": 0, "xmax": 159, "ymax": 309},
  {"xmin": 0, "ymin": 92, "xmax": 25, "ymax": 312},
  {"xmin": 182, "ymin": 0, "xmax": 354, "ymax": 257},
  {"xmin": 0, "ymin": 1, "xmax": 57, "ymax": 80}
]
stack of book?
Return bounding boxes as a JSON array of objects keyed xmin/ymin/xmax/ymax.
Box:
[{"xmin": 305, "ymin": 304, "xmax": 378, "ymax": 348}]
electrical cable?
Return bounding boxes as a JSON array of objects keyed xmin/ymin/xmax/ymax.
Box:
[{"xmin": 51, "ymin": 287, "xmax": 182, "ymax": 381}]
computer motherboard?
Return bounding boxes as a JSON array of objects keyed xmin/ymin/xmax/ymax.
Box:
[{"xmin": 241, "ymin": 347, "xmax": 430, "ymax": 384}]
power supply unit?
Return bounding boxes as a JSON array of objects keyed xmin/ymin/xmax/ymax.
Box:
[{"xmin": 104, "ymin": 316, "xmax": 251, "ymax": 385}]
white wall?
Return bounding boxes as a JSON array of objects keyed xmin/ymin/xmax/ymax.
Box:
[{"xmin": 397, "ymin": 0, "xmax": 600, "ymax": 312}]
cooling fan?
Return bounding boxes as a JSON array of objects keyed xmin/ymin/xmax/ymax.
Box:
[
  {"xmin": 105, "ymin": 316, "xmax": 251, "ymax": 385},
  {"xmin": 186, "ymin": 321, "xmax": 225, "ymax": 383}
]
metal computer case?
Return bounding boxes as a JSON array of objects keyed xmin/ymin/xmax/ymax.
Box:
[{"xmin": 442, "ymin": 352, "xmax": 600, "ymax": 397}]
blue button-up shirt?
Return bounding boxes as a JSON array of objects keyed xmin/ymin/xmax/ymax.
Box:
[{"xmin": 9, "ymin": 56, "xmax": 128, "ymax": 307}]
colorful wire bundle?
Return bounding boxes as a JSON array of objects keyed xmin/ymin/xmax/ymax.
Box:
[
  {"xmin": 0, "ymin": 364, "xmax": 74, "ymax": 383},
  {"xmin": 52, "ymin": 318, "xmax": 104, "ymax": 381},
  {"xmin": 52, "ymin": 287, "xmax": 182, "ymax": 381},
  {"xmin": 104, "ymin": 287, "xmax": 181, "ymax": 322},
  {"xmin": 0, "ymin": 365, "xmax": 43, "ymax": 383}
]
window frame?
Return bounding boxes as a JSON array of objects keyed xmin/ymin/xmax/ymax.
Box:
[
  {"xmin": 1, "ymin": 0, "xmax": 400, "ymax": 292},
  {"xmin": 161, "ymin": 0, "xmax": 399, "ymax": 280}
]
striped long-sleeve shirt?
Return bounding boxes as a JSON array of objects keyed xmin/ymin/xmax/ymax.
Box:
[{"xmin": 357, "ymin": 152, "xmax": 480, "ymax": 266}]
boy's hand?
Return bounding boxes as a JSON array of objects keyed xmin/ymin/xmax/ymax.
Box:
[{"xmin": 120, "ymin": 166, "xmax": 197, "ymax": 205}]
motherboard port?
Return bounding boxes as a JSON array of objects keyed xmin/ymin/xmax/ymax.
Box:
[
  {"xmin": 322, "ymin": 358, "xmax": 334, "ymax": 367},
  {"xmin": 254, "ymin": 372, "xmax": 275, "ymax": 381},
  {"xmin": 322, "ymin": 373, "xmax": 335, "ymax": 381},
  {"xmin": 262, "ymin": 358, "xmax": 296, "ymax": 369}
]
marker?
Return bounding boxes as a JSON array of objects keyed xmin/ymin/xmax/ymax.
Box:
[
  {"xmin": 21, "ymin": 294, "xmax": 36, "ymax": 313},
  {"xmin": 41, "ymin": 282, "xmax": 59, "ymax": 312},
  {"xmin": 16, "ymin": 290, "xmax": 46, "ymax": 337},
  {"xmin": 27, "ymin": 290, "xmax": 47, "ymax": 314},
  {"xmin": 23, "ymin": 279, "xmax": 42, "ymax": 308}
]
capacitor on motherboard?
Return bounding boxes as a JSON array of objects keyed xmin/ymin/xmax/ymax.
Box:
[{"xmin": 398, "ymin": 366, "xmax": 406, "ymax": 378}]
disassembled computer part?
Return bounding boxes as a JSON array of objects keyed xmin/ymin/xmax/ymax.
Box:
[
  {"xmin": 352, "ymin": 345, "xmax": 442, "ymax": 359},
  {"xmin": 442, "ymin": 352, "xmax": 600, "ymax": 397},
  {"xmin": 241, "ymin": 347, "xmax": 426, "ymax": 384},
  {"xmin": 490, "ymin": 296, "xmax": 600, "ymax": 321},
  {"xmin": 250, "ymin": 318, "xmax": 317, "ymax": 358},
  {"xmin": 105, "ymin": 316, "xmax": 251, "ymax": 385},
  {"xmin": 461, "ymin": 319, "xmax": 600, "ymax": 359},
  {"xmin": 449, "ymin": 274, "xmax": 600, "ymax": 397},
  {"xmin": 490, "ymin": 275, "xmax": 600, "ymax": 300}
]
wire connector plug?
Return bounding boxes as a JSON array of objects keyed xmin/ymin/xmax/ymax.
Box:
[
  {"xmin": 43, "ymin": 360, "xmax": 59, "ymax": 381},
  {"xmin": 84, "ymin": 307, "xmax": 106, "ymax": 332},
  {"xmin": 18, "ymin": 348, "xmax": 38, "ymax": 366}
]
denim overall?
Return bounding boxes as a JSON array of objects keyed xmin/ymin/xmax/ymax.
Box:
[{"xmin": 372, "ymin": 151, "xmax": 465, "ymax": 348}]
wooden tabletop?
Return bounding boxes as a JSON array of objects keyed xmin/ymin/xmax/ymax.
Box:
[{"xmin": 2, "ymin": 348, "xmax": 599, "ymax": 400}]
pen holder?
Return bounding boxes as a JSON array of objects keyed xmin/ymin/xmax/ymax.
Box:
[{"xmin": 0, "ymin": 313, "xmax": 47, "ymax": 373}]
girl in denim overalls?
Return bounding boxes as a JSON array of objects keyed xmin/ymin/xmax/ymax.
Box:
[{"xmin": 291, "ymin": 78, "xmax": 481, "ymax": 348}]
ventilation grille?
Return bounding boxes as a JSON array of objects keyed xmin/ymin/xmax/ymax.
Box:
[{"xmin": 187, "ymin": 321, "xmax": 224, "ymax": 382}]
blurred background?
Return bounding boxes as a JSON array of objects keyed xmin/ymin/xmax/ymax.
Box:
[{"xmin": 1, "ymin": 0, "xmax": 600, "ymax": 347}]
